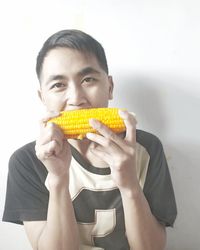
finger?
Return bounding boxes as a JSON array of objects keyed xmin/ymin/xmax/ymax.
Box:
[
  {"xmin": 38, "ymin": 122, "xmax": 65, "ymax": 146},
  {"xmin": 88, "ymin": 118, "xmax": 125, "ymax": 148},
  {"xmin": 39, "ymin": 111, "xmax": 60, "ymax": 129},
  {"xmin": 36, "ymin": 140, "xmax": 61, "ymax": 160},
  {"xmin": 47, "ymin": 139, "xmax": 62, "ymax": 156},
  {"xmin": 86, "ymin": 132, "xmax": 122, "ymax": 155},
  {"xmin": 118, "ymin": 110, "xmax": 137, "ymax": 143},
  {"xmin": 89, "ymin": 146, "xmax": 114, "ymax": 166}
]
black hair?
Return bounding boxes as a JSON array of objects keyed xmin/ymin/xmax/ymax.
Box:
[{"xmin": 36, "ymin": 29, "xmax": 108, "ymax": 80}]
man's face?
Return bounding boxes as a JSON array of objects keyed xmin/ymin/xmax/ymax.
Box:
[{"xmin": 39, "ymin": 47, "xmax": 113, "ymax": 112}]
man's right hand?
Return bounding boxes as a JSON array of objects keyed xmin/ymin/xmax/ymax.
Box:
[
  {"xmin": 26, "ymin": 112, "xmax": 79, "ymax": 250},
  {"xmin": 35, "ymin": 111, "xmax": 72, "ymax": 186}
]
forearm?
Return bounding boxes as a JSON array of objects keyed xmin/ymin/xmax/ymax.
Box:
[
  {"xmin": 38, "ymin": 175, "xmax": 79, "ymax": 250},
  {"xmin": 121, "ymin": 186, "xmax": 166, "ymax": 250}
]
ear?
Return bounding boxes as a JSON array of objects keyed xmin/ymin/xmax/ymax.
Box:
[
  {"xmin": 108, "ymin": 75, "xmax": 114, "ymax": 100},
  {"xmin": 37, "ymin": 89, "xmax": 45, "ymax": 104}
]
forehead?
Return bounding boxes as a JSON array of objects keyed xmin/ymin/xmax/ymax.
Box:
[{"xmin": 41, "ymin": 47, "xmax": 102, "ymax": 78}]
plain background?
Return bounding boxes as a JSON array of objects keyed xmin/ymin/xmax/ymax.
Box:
[{"xmin": 0, "ymin": 0, "xmax": 200, "ymax": 249}]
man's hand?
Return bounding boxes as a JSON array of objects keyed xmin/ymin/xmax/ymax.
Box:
[
  {"xmin": 86, "ymin": 109, "xmax": 139, "ymax": 196},
  {"xmin": 35, "ymin": 112, "xmax": 72, "ymax": 186},
  {"xmin": 29, "ymin": 112, "xmax": 79, "ymax": 250}
]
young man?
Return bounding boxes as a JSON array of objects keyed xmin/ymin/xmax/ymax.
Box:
[{"xmin": 3, "ymin": 29, "xmax": 177, "ymax": 250}]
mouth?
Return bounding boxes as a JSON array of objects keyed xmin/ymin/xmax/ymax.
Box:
[{"xmin": 64, "ymin": 106, "xmax": 92, "ymax": 111}]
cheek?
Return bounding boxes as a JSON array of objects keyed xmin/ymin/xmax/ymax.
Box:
[
  {"xmin": 97, "ymin": 85, "xmax": 110, "ymax": 98},
  {"xmin": 87, "ymin": 86, "xmax": 110, "ymax": 105},
  {"xmin": 43, "ymin": 93, "xmax": 65, "ymax": 111}
]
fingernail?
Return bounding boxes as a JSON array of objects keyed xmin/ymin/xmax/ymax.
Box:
[
  {"xmin": 47, "ymin": 122, "xmax": 53, "ymax": 127},
  {"xmin": 89, "ymin": 118, "xmax": 98, "ymax": 128},
  {"xmin": 118, "ymin": 109, "xmax": 127, "ymax": 118},
  {"xmin": 86, "ymin": 132, "xmax": 94, "ymax": 139},
  {"xmin": 51, "ymin": 111, "xmax": 60, "ymax": 116},
  {"xmin": 129, "ymin": 112, "xmax": 136, "ymax": 118}
]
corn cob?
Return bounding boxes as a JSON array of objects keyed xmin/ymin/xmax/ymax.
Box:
[{"xmin": 48, "ymin": 108, "xmax": 126, "ymax": 139}]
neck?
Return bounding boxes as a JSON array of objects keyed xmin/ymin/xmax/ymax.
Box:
[
  {"xmin": 68, "ymin": 138, "xmax": 109, "ymax": 168},
  {"xmin": 68, "ymin": 138, "xmax": 91, "ymax": 154}
]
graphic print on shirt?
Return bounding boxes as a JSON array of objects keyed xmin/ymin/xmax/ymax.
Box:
[
  {"xmin": 69, "ymin": 142, "xmax": 150, "ymax": 250},
  {"xmin": 73, "ymin": 188, "xmax": 130, "ymax": 250}
]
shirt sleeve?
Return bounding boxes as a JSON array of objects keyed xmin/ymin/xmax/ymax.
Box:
[
  {"xmin": 2, "ymin": 143, "xmax": 49, "ymax": 225},
  {"xmin": 138, "ymin": 131, "xmax": 177, "ymax": 227}
]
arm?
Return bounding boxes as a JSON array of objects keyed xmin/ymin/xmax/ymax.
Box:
[
  {"xmin": 24, "ymin": 113, "xmax": 79, "ymax": 250},
  {"xmin": 86, "ymin": 110, "xmax": 166, "ymax": 250},
  {"xmin": 121, "ymin": 184, "xmax": 166, "ymax": 250},
  {"xmin": 24, "ymin": 175, "xmax": 79, "ymax": 250}
]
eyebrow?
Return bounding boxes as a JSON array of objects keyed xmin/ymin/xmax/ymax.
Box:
[
  {"xmin": 45, "ymin": 67, "xmax": 101, "ymax": 86},
  {"xmin": 77, "ymin": 67, "xmax": 101, "ymax": 77},
  {"xmin": 46, "ymin": 74, "xmax": 66, "ymax": 84}
]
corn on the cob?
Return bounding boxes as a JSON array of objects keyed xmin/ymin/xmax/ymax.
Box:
[{"xmin": 48, "ymin": 108, "xmax": 126, "ymax": 139}]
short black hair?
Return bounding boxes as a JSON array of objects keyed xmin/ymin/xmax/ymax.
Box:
[{"xmin": 36, "ymin": 29, "xmax": 108, "ymax": 80}]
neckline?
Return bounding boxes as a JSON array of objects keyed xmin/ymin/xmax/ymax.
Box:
[{"xmin": 70, "ymin": 145, "xmax": 111, "ymax": 175}]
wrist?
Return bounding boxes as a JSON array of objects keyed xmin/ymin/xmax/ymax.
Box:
[
  {"xmin": 119, "ymin": 182, "xmax": 143, "ymax": 199},
  {"xmin": 48, "ymin": 172, "xmax": 69, "ymax": 191}
]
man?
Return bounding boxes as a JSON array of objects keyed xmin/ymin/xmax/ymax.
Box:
[{"xmin": 3, "ymin": 29, "xmax": 177, "ymax": 250}]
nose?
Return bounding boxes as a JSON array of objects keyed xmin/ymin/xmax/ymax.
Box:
[{"xmin": 66, "ymin": 83, "xmax": 87, "ymax": 109}]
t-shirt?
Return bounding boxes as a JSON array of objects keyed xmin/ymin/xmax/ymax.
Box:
[{"xmin": 2, "ymin": 130, "xmax": 177, "ymax": 250}]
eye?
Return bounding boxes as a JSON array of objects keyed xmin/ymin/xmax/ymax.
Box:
[
  {"xmin": 50, "ymin": 82, "xmax": 65, "ymax": 89},
  {"xmin": 82, "ymin": 77, "xmax": 96, "ymax": 84}
]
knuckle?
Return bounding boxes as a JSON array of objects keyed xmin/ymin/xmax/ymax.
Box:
[
  {"xmin": 104, "ymin": 139, "xmax": 112, "ymax": 148},
  {"xmin": 97, "ymin": 122, "xmax": 104, "ymax": 130},
  {"xmin": 48, "ymin": 140, "xmax": 57, "ymax": 151},
  {"xmin": 35, "ymin": 144, "xmax": 46, "ymax": 161},
  {"xmin": 110, "ymin": 133, "xmax": 117, "ymax": 141},
  {"xmin": 128, "ymin": 147, "xmax": 135, "ymax": 156},
  {"xmin": 105, "ymin": 129, "xmax": 116, "ymax": 141},
  {"xmin": 46, "ymin": 127, "xmax": 54, "ymax": 139},
  {"xmin": 107, "ymin": 130, "xmax": 115, "ymax": 139},
  {"xmin": 35, "ymin": 148, "xmax": 44, "ymax": 160}
]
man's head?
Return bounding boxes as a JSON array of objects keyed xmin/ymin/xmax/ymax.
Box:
[
  {"xmin": 37, "ymin": 30, "xmax": 113, "ymax": 112},
  {"xmin": 36, "ymin": 29, "xmax": 109, "ymax": 81}
]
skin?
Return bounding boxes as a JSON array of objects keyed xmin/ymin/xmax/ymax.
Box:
[{"xmin": 23, "ymin": 47, "xmax": 166, "ymax": 250}]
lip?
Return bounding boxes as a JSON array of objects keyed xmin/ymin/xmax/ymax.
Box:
[{"xmin": 64, "ymin": 106, "xmax": 92, "ymax": 111}]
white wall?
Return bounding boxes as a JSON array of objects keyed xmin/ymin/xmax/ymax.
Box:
[{"xmin": 0, "ymin": 0, "xmax": 199, "ymax": 249}]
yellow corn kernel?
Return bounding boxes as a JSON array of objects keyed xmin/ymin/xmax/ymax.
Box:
[{"xmin": 48, "ymin": 108, "xmax": 126, "ymax": 139}]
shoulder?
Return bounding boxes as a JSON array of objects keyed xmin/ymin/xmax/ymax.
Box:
[
  {"xmin": 136, "ymin": 129, "xmax": 162, "ymax": 147},
  {"xmin": 136, "ymin": 129, "xmax": 163, "ymax": 155},
  {"xmin": 8, "ymin": 141, "xmax": 47, "ymax": 182},
  {"xmin": 11, "ymin": 141, "xmax": 36, "ymax": 158},
  {"xmin": 136, "ymin": 130, "xmax": 167, "ymax": 174},
  {"xmin": 9, "ymin": 141, "xmax": 36, "ymax": 167}
]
